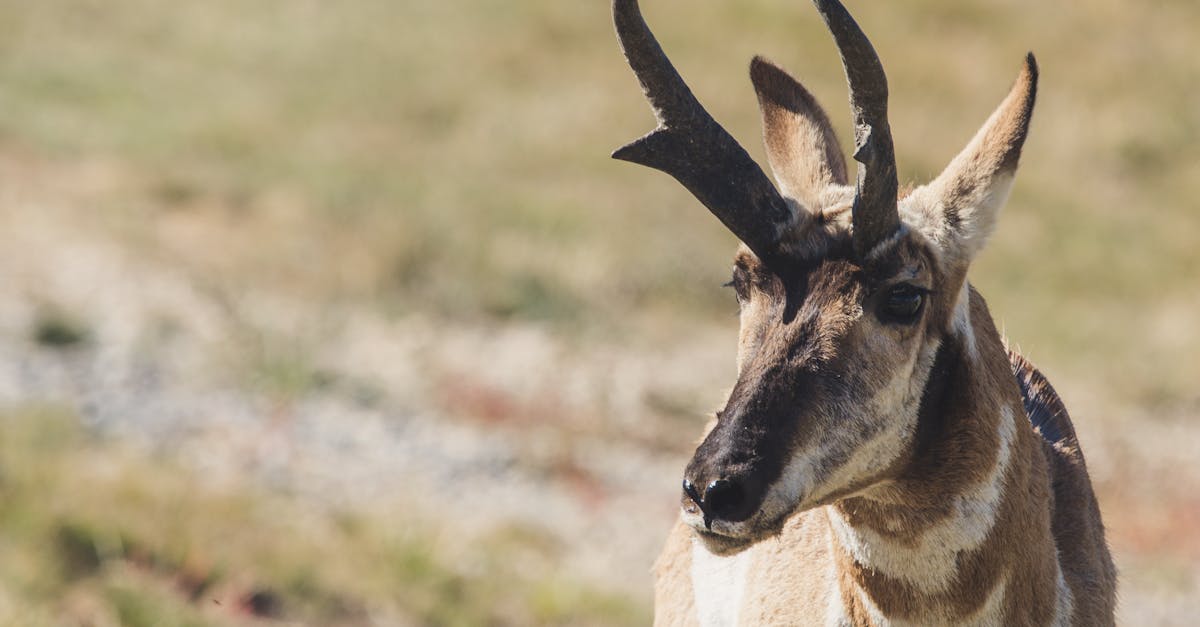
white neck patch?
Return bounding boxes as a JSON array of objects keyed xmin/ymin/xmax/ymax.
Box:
[
  {"xmin": 827, "ymin": 405, "xmax": 1019, "ymax": 593},
  {"xmin": 691, "ymin": 539, "xmax": 753, "ymax": 627}
]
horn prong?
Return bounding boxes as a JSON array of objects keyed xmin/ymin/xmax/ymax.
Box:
[
  {"xmin": 811, "ymin": 0, "xmax": 900, "ymax": 258},
  {"xmin": 612, "ymin": 0, "xmax": 794, "ymax": 264}
]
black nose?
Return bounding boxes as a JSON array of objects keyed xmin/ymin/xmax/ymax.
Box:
[
  {"xmin": 682, "ymin": 477, "xmax": 753, "ymax": 526},
  {"xmin": 703, "ymin": 479, "xmax": 746, "ymax": 520}
]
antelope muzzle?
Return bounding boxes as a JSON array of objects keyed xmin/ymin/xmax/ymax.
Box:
[{"xmin": 680, "ymin": 368, "xmax": 807, "ymax": 544}]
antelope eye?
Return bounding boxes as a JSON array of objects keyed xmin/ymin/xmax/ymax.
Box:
[{"xmin": 881, "ymin": 285, "xmax": 926, "ymax": 322}]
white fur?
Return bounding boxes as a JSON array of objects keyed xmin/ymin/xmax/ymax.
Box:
[
  {"xmin": 1052, "ymin": 563, "xmax": 1075, "ymax": 626},
  {"xmin": 824, "ymin": 532, "xmax": 854, "ymax": 627},
  {"xmin": 863, "ymin": 224, "xmax": 907, "ymax": 262},
  {"xmin": 832, "ymin": 553, "xmax": 1011, "ymax": 627},
  {"xmin": 902, "ymin": 171, "xmax": 1015, "ymax": 267},
  {"xmin": 952, "ymin": 281, "xmax": 979, "ymax": 362},
  {"xmin": 827, "ymin": 405, "xmax": 1018, "ymax": 593},
  {"xmin": 691, "ymin": 539, "xmax": 753, "ymax": 626}
]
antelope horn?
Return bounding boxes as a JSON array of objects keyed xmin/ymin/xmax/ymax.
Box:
[
  {"xmin": 612, "ymin": 0, "xmax": 793, "ymax": 265},
  {"xmin": 812, "ymin": 0, "xmax": 900, "ymax": 259}
]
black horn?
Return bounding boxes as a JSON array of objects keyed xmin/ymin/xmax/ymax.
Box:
[
  {"xmin": 812, "ymin": 0, "xmax": 900, "ymax": 259},
  {"xmin": 612, "ymin": 0, "xmax": 793, "ymax": 265}
]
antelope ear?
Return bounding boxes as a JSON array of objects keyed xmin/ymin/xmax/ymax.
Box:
[
  {"xmin": 909, "ymin": 54, "xmax": 1038, "ymax": 265},
  {"xmin": 751, "ymin": 56, "xmax": 849, "ymax": 211}
]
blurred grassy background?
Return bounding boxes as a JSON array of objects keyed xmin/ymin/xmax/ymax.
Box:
[{"xmin": 0, "ymin": 0, "xmax": 1198, "ymax": 624}]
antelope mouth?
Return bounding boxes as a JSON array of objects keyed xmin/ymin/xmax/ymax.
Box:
[
  {"xmin": 683, "ymin": 505, "xmax": 793, "ymax": 556},
  {"xmin": 694, "ymin": 527, "xmax": 756, "ymax": 556}
]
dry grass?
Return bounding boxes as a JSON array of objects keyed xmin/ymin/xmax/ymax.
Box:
[
  {"xmin": 0, "ymin": 408, "xmax": 646, "ymax": 625},
  {"xmin": 2, "ymin": 0, "xmax": 1197, "ymax": 393},
  {"xmin": 0, "ymin": 0, "xmax": 1197, "ymax": 622}
]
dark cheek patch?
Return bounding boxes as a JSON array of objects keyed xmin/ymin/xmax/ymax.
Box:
[{"xmin": 906, "ymin": 336, "xmax": 960, "ymax": 468}]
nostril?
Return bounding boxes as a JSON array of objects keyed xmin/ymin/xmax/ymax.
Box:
[
  {"xmin": 703, "ymin": 478, "xmax": 746, "ymax": 520},
  {"xmin": 682, "ymin": 479, "xmax": 703, "ymax": 507}
]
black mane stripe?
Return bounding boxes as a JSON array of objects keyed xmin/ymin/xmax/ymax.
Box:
[{"xmin": 1008, "ymin": 350, "xmax": 1074, "ymax": 446}]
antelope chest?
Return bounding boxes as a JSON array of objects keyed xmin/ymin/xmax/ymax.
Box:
[{"xmin": 690, "ymin": 540, "xmax": 754, "ymax": 627}]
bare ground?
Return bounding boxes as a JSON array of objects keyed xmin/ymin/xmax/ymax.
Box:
[{"xmin": 0, "ymin": 154, "xmax": 1197, "ymax": 624}]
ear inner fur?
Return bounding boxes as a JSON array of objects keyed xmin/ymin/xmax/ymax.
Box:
[
  {"xmin": 751, "ymin": 56, "xmax": 849, "ymax": 211},
  {"xmin": 914, "ymin": 54, "xmax": 1039, "ymax": 263}
]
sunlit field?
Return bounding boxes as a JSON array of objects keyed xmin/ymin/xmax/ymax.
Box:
[{"xmin": 0, "ymin": 0, "xmax": 1197, "ymax": 623}]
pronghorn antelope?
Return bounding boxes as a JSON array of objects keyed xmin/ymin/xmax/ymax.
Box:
[{"xmin": 611, "ymin": 0, "xmax": 1116, "ymax": 624}]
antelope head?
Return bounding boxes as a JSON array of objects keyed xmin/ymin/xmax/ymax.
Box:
[{"xmin": 613, "ymin": 0, "xmax": 1037, "ymax": 553}]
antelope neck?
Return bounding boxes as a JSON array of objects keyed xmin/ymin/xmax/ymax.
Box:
[{"xmin": 824, "ymin": 301, "xmax": 1062, "ymax": 624}]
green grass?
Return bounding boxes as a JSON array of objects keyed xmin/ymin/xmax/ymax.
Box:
[
  {"xmin": 0, "ymin": 408, "xmax": 647, "ymax": 625},
  {"xmin": 1, "ymin": 0, "xmax": 1196, "ymax": 401}
]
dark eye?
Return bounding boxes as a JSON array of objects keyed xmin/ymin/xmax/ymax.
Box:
[{"xmin": 880, "ymin": 284, "xmax": 926, "ymax": 323}]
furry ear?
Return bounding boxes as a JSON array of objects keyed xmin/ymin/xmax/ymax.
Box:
[
  {"xmin": 751, "ymin": 56, "xmax": 849, "ymax": 211},
  {"xmin": 908, "ymin": 54, "xmax": 1038, "ymax": 265}
]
